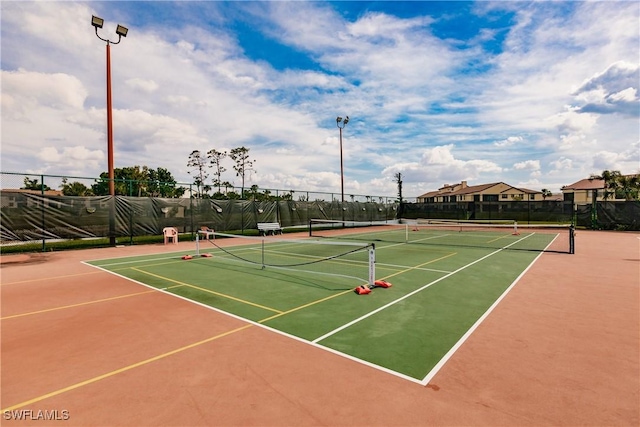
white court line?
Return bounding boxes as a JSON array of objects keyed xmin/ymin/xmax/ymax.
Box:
[
  {"xmin": 420, "ymin": 249, "xmax": 547, "ymax": 385},
  {"xmin": 312, "ymin": 233, "xmax": 536, "ymax": 344},
  {"xmin": 82, "ymin": 231, "xmax": 552, "ymax": 386},
  {"xmin": 419, "ymin": 232, "xmax": 561, "ymax": 385}
]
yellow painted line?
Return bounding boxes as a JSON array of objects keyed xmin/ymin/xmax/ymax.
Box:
[
  {"xmin": 0, "ymin": 270, "xmax": 103, "ymax": 286},
  {"xmin": 380, "ymin": 252, "xmax": 457, "ymax": 280},
  {"xmin": 0, "ymin": 324, "xmax": 253, "ymax": 412},
  {"xmin": 259, "ymin": 289, "xmax": 353, "ymax": 323},
  {"xmin": 112, "ymin": 259, "xmax": 185, "ymax": 270},
  {"xmin": 260, "ymin": 253, "xmax": 458, "ymax": 323},
  {"xmin": 1, "ymin": 290, "xmax": 157, "ymax": 320},
  {"xmin": 486, "ymin": 233, "xmax": 514, "ymax": 243},
  {"xmin": 131, "ymin": 267, "xmax": 283, "ymax": 314}
]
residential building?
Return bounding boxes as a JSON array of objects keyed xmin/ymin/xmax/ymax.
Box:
[
  {"xmin": 560, "ymin": 178, "xmax": 605, "ymax": 204},
  {"xmin": 417, "ymin": 181, "xmax": 542, "ymax": 203},
  {"xmin": 561, "ymin": 175, "xmax": 639, "ymax": 203}
]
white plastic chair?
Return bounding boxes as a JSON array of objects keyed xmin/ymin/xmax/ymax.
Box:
[
  {"xmin": 163, "ymin": 227, "xmax": 178, "ymax": 245},
  {"xmin": 198, "ymin": 226, "xmax": 215, "ymax": 240}
]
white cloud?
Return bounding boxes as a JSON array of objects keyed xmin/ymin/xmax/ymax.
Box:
[
  {"xmin": 549, "ymin": 157, "xmax": 573, "ymax": 173},
  {"xmin": 513, "ymin": 160, "xmax": 540, "ymax": 171},
  {"xmin": 126, "ymin": 78, "xmax": 159, "ymax": 93},
  {"xmin": 1, "ymin": 1, "xmax": 638, "ymax": 198},
  {"xmin": 608, "ymin": 87, "xmax": 637, "ymax": 103},
  {"xmin": 573, "ymin": 61, "xmax": 639, "ymax": 95},
  {"xmin": 572, "ymin": 61, "xmax": 640, "ymax": 115},
  {"xmin": 381, "ymin": 145, "xmax": 502, "ymax": 191},
  {"xmin": 494, "ymin": 136, "xmax": 523, "ymax": 147},
  {"xmin": 1, "ymin": 69, "xmax": 87, "ymax": 111},
  {"xmin": 591, "ymin": 142, "xmax": 640, "ymax": 172}
]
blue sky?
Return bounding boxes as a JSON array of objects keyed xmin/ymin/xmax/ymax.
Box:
[{"xmin": 1, "ymin": 1, "xmax": 638, "ymax": 198}]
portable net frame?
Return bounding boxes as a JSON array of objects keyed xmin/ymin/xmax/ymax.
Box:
[
  {"xmin": 195, "ymin": 232, "xmax": 376, "ymax": 288},
  {"xmin": 309, "ymin": 219, "xmax": 575, "ymax": 254}
]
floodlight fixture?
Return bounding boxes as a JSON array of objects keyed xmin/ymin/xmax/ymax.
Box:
[
  {"xmin": 91, "ymin": 15, "xmax": 104, "ymax": 29},
  {"xmin": 116, "ymin": 24, "xmax": 128, "ymax": 37},
  {"xmin": 92, "ymin": 16, "xmax": 128, "ymax": 44}
]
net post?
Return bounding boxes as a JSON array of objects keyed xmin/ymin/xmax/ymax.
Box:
[
  {"xmin": 569, "ymin": 224, "xmax": 575, "ymax": 254},
  {"xmin": 195, "ymin": 233, "xmax": 200, "ymax": 256},
  {"xmin": 368, "ymin": 243, "xmax": 375, "ymax": 287}
]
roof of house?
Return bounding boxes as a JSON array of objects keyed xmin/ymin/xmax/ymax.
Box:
[
  {"xmin": 418, "ymin": 182, "xmax": 541, "ymax": 198},
  {"xmin": 561, "ymin": 178, "xmax": 605, "ymax": 191},
  {"xmin": 513, "ymin": 187, "xmax": 540, "ymax": 194},
  {"xmin": 418, "ymin": 190, "xmax": 441, "ymax": 198},
  {"xmin": 451, "ymin": 182, "xmax": 500, "ymax": 195}
]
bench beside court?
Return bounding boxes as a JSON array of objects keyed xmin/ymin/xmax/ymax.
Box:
[{"xmin": 257, "ymin": 222, "xmax": 283, "ymax": 236}]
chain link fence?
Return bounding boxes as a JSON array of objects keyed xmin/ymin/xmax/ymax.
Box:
[
  {"xmin": 576, "ymin": 201, "xmax": 640, "ymax": 230},
  {"xmin": 400, "ymin": 200, "xmax": 575, "ymax": 223},
  {"xmin": 4, "ymin": 172, "xmax": 636, "ymax": 249},
  {"xmin": 1, "ymin": 172, "xmax": 399, "ymax": 247}
]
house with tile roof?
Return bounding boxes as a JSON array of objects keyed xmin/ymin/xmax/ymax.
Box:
[
  {"xmin": 417, "ymin": 181, "xmax": 543, "ymax": 203},
  {"xmin": 560, "ymin": 177, "xmax": 605, "ymax": 204},
  {"xmin": 561, "ymin": 174, "xmax": 639, "ymax": 203}
]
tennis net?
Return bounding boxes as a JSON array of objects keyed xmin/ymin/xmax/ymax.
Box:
[
  {"xmin": 309, "ymin": 219, "xmax": 575, "ymax": 254},
  {"xmin": 196, "ymin": 231, "xmax": 376, "ymax": 288}
]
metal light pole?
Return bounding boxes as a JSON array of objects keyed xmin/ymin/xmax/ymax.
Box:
[
  {"xmin": 336, "ymin": 116, "xmax": 349, "ymax": 221},
  {"xmin": 92, "ymin": 15, "xmax": 128, "ymax": 246}
]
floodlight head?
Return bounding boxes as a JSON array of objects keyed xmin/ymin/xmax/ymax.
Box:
[
  {"xmin": 343, "ymin": 116, "xmax": 349, "ymax": 125},
  {"xmin": 91, "ymin": 15, "xmax": 104, "ymax": 29},
  {"xmin": 336, "ymin": 116, "xmax": 342, "ymax": 123},
  {"xmin": 116, "ymin": 24, "xmax": 128, "ymax": 37}
]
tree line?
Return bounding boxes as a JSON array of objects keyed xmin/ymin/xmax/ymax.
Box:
[
  {"xmin": 590, "ymin": 170, "xmax": 640, "ymax": 201},
  {"xmin": 21, "ymin": 166, "xmax": 184, "ymax": 197},
  {"xmin": 187, "ymin": 146, "xmax": 257, "ymax": 199},
  {"xmin": 19, "ymin": 145, "xmax": 283, "ymax": 199}
]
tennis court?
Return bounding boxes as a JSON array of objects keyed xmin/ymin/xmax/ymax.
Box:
[
  {"xmin": 86, "ymin": 221, "xmax": 573, "ymax": 383},
  {"xmin": 2, "ymin": 227, "xmax": 638, "ymax": 426}
]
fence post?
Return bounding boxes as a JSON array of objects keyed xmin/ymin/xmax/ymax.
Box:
[
  {"xmin": 40, "ymin": 174, "xmax": 45, "ymax": 252},
  {"xmin": 190, "ymin": 184, "xmax": 194, "ymax": 240},
  {"xmin": 591, "ymin": 190, "xmax": 598, "ymax": 229}
]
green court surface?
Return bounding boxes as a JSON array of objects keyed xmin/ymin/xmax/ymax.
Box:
[{"xmin": 86, "ymin": 226, "xmax": 565, "ymax": 383}]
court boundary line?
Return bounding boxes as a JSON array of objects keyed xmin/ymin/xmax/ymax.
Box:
[
  {"xmin": 79, "ymin": 256, "xmax": 446, "ymax": 386},
  {"xmin": 130, "ymin": 267, "xmax": 283, "ymax": 314},
  {"xmin": 1, "ymin": 289, "xmax": 157, "ymax": 320},
  {"xmin": 420, "ymin": 246, "xmax": 550, "ymax": 386},
  {"xmin": 125, "ymin": 248, "xmax": 456, "ymax": 386},
  {"xmin": 1, "ymin": 324, "xmax": 253, "ymax": 412},
  {"xmin": 0, "ymin": 270, "xmax": 105, "ymax": 287},
  {"xmin": 312, "ymin": 233, "xmax": 536, "ymax": 343},
  {"xmin": 418, "ymin": 232, "xmax": 561, "ymax": 385},
  {"xmin": 78, "ymin": 233, "xmax": 552, "ymax": 387}
]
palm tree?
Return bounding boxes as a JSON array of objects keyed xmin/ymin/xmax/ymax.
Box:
[
  {"xmin": 207, "ymin": 149, "xmax": 227, "ymax": 194},
  {"xmin": 249, "ymin": 184, "xmax": 259, "ymax": 201},
  {"xmin": 187, "ymin": 150, "xmax": 209, "ymax": 198},
  {"xmin": 617, "ymin": 174, "xmax": 640, "ymax": 200},
  {"xmin": 591, "ymin": 170, "xmax": 621, "ymax": 200},
  {"xmin": 394, "ymin": 172, "xmax": 403, "ymax": 203},
  {"xmin": 229, "ymin": 146, "xmax": 255, "ymax": 199},
  {"xmin": 541, "ymin": 189, "xmax": 552, "ymax": 200}
]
